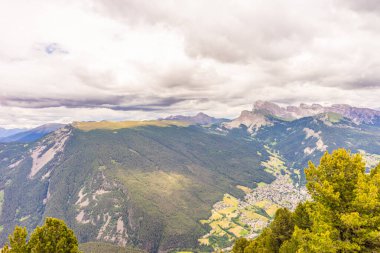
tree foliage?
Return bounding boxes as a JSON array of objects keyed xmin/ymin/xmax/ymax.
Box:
[
  {"xmin": 233, "ymin": 148, "xmax": 380, "ymax": 253},
  {"xmin": 0, "ymin": 226, "xmax": 28, "ymax": 253},
  {"xmin": 0, "ymin": 217, "xmax": 81, "ymax": 253}
]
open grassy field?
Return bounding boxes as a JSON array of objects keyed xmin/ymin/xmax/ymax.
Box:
[
  {"xmin": 198, "ymin": 147, "xmax": 305, "ymax": 251},
  {"xmin": 261, "ymin": 147, "xmax": 287, "ymax": 176},
  {"xmin": 198, "ymin": 192, "xmax": 268, "ymax": 250},
  {"xmin": 72, "ymin": 120, "xmax": 190, "ymax": 131}
]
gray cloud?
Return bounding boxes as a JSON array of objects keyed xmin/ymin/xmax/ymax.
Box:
[
  {"xmin": 0, "ymin": 96, "xmax": 126, "ymax": 109},
  {"xmin": 345, "ymin": 78, "xmax": 380, "ymax": 90},
  {"xmin": 0, "ymin": 95, "xmax": 189, "ymax": 112},
  {"xmin": 0, "ymin": 0, "xmax": 380, "ymax": 127},
  {"xmin": 343, "ymin": 0, "xmax": 380, "ymax": 12},
  {"xmin": 92, "ymin": 0, "xmax": 316, "ymax": 63},
  {"xmin": 90, "ymin": 0, "xmax": 380, "ymax": 91}
]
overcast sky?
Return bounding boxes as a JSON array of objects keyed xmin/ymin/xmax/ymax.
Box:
[{"xmin": 1, "ymin": 0, "xmax": 380, "ymax": 128}]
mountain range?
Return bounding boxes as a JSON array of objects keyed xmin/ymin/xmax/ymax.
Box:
[
  {"xmin": 163, "ymin": 112, "xmax": 228, "ymax": 125},
  {"xmin": 0, "ymin": 128, "xmax": 26, "ymax": 138},
  {"xmin": 0, "ymin": 101, "xmax": 379, "ymax": 252},
  {"xmin": 224, "ymin": 101, "xmax": 380, "ymax": 133},
  {"xmin": 0, "ymin": 124, "xmax": 65, "ymax": 143}
]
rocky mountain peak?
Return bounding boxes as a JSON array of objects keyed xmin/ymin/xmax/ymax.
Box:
[
  {"xmin": 225, "ymin": 101, "xmax": 380, "ymax": 133},
  {"xmin": 195, "ymin": 112, "xmax": 208, "ymax": 117},
  {"xmin": 254, "ymin": 101, "xmax": 380, "ymax": 124},
  {"xmin": 223, "ymin": 109, "xmax": 271, "ymax": 133},
  {"xmin": 253, "ymin": 100, "xmax": 283, "ymax": 114}
]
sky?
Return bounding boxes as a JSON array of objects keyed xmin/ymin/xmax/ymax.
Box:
[{"xmin": 0, "ymin": 0, "xmax": 380, "ymax": 128}]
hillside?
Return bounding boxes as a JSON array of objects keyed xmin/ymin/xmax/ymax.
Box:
[
  {"xmin": 0, "ymin": 104, "xmax": 379, "ymax": 252},
  {"xmin": 0, "ymin": 123, "xmax": 274, "ymax": 252},
  {"xmin": 202, "ymin": 106, "xmax": 380, "ymax": 249}
]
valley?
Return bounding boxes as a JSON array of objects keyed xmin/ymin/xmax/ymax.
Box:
[
  {"xmin": 199, "ymin": 147, "xmax": 309, "ymax": 251},
  {"xmin": 0, "ymin": 102, "xmax": 379, "ymax": 252},
  {"xmin": 1, "ymin": 0, "xmax": 379, "ymax": 250}
]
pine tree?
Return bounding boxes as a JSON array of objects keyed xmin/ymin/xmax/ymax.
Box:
[
  {"xmin": 28, "ymin": 217, "xmax": 81, "ymax": 253},
  {"xmin": 0, "ymin": 217, "xmax": 81, "ymax": 253},
  {"xmin": 0, "ymin": 226, "xmax": 28, "ymax": 253},
  {"xmin": 238, "ymin": 208, "xmax": 295, "ymax": 253},
  {"xmin": 297, "ymin": 149, "xmax": 380, "ymax": 252},
  {"xmin": 232, "ymin": 149, "xmax": 380, "ymax": 252}
]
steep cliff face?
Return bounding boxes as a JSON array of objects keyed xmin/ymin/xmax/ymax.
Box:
[
  {"xmin": 224, "ymin": 101, "xmax": 380, "ymax": 133},
  {"xmin": 253, "ymin": 101, "xmax": 380, "ymax": 123},
  {"xmin": 223, "ymin": 110, "xmax": 272, "ymax": 133}
]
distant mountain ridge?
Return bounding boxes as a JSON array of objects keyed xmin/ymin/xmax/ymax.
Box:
[
  {"xmin": 164, "ymin": 112, "xmax": 228, "ymax": 125},
  {"xmin": 224, "ymin": 101, "xmax": 380, "ymax": 133},
  {"xmin": 254, "ymin": 100, "xmax": 380, "ymax": 123},
  {"xmin": 0, "ymin": 128, "xmax": 26, "ymax": 138},
  {"xmin": 0, "ymin": 123, "xmax": 65, "ymax": 143},
  {"xmin": 1, "ymin": 103, "xmax": 377, "ymax": 142},
  {"xmin": 0, "ymin": 103, "xmax": 379, "ymax": 252}
]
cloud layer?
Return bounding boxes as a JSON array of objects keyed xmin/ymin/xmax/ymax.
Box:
[{"xmin": 0, "ymin": 0, "xmax": 379, "ymax": 127}]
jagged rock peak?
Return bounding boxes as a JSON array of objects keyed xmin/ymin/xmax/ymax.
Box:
[
  {"xmin": 253, "ymin": 100, "xmax": 282, "ymax": 113},
  {"xmin": 224, "ymin": 101, "xmax": 380, "ymax": 133},
  {"xmin": 251, "ymin": 101, "xmax": 380, "ymax": 124}
]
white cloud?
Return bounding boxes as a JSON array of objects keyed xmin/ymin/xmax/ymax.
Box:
[{"xmin": 0, "ymin": 0, "xmax": 379, "ymax": 127}]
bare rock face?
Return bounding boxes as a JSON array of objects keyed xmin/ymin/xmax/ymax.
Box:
[
  {"xmin": 254, "ymin": 100, "xmax": 380, "ymax": 124},
  {"xmin": 224, "ymin": 100, "xmax": 380, "ymax": 133},
  {"xmin": 285, "ymin": 103, "xmax": 325, "ymax": 119},
  {"xmin": 254, "ymin": 100, "xmax": 284, "ymax": 115},
  {"xmin": 223, "ymin": 110, "xmax": 271, "ymax": 133},
  {"xmin": 29, "ymin": 127, "xmax": 71, "ymax": 179},
  {"xmin": 329, "ymin": 104, "xmax": 380, "ymax": 124}
]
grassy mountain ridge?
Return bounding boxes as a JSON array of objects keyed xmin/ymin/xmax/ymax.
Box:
[
  {"xmin": 0, "ymin": 124, "xmax": 274, "ymax": 252},
  {"xmin": 0, "ymin": 113, "xmax": 379, "ymax": 252}
]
